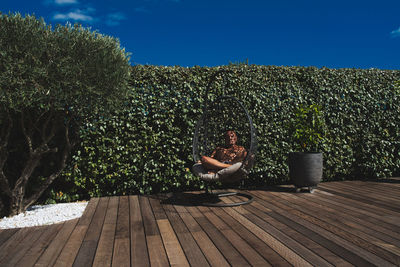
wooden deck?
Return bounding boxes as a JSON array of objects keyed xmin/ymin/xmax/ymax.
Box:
[{"xmin": 1, "ymin": 180, "xmax": 400, "ymax": 266}]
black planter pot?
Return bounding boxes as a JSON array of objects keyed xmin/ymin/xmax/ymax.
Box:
[{"xmin": 288, "ymin": 152, "xmax": 323, "ymax": 193}]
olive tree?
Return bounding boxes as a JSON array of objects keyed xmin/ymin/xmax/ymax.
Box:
[{"xmin": 0, "ymin": 13, "xmax": 131, "ymax": 216}]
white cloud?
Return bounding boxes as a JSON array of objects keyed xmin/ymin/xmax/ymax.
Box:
[
  {"xmin": 55, "ymin": 0, "xmax": 78, "ymax": 5},
  {"xmin": 135, "ymin": 7, "xmax": 150, "ymax": 13},
  {"xmin": 53, "ymin": 8, "xmax": 95, "ymax": 23},
  {"xmin": 391, "ymin": 27, "xmax": 400, "ymax": 38},
  {"xmin": 106, "ymin": 12, "xmax": 127, "ymax": 26}
]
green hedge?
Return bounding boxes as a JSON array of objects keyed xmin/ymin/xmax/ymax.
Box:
[{"xmin": 55, "ymin": 65, "xmax": 400, "ymax": 198}]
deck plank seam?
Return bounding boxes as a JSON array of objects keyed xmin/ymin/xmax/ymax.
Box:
[
  {"xmin": 160, "ymin": 199, "xmax": 212, "ymax": 266},
  {"xmin": 251, "ymin": 189, "xmax": 397, "ymax": 266}
]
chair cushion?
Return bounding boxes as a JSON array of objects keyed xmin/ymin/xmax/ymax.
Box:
[{"xmin": 192, "ymin": 162, "xmax": 242, "ymax": 182}]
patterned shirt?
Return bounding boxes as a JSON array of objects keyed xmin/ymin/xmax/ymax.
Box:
[{"xmin": 210, "ymin": 145, "xmax": 247, "ymax": 164}]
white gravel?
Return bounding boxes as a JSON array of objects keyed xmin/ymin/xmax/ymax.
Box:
[{"xmin": 0, "ymin": 202, "xmax": 88, "ymax": 229}]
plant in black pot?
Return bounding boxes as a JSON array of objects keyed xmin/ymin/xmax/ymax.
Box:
[{"xmin": 289, "ymin": 103, "xmax": 326, "ymax": 193}]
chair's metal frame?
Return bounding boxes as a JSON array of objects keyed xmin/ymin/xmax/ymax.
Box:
[{"xmin": 192, "ymin": 70, "xmax": 257, "ymax": 207}]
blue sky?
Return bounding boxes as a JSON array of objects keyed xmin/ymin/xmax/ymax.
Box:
[{"xmin": 2, "ymin": 0, "xmax": 400, "ymax": 70}]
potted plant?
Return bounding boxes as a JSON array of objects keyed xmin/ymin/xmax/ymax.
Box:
[{"xmin": 288, "ymin": 103, "xmax": 326, "ymax": 193}]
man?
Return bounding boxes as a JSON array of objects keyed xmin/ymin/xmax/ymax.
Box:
[{"xmin": 200, "ymin": 130, "xmax": 247, "ymax": 172}]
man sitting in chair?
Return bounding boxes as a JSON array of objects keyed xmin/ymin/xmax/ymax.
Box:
[{"xmin": 201, "ymin": 130, "xmax": 247, "ymax": 173}]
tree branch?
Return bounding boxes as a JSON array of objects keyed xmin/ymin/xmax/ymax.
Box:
[
  {"xmin": 12, "ymin": 152, "xmax": 42, "ymax": 195},
  {"xmin": 40, "ymin": 110, "xmax": 55, "ymax": 144},
  {"xmin": 24, "ymin": 123, "xmax": 74, "ymax": 208},
  {"xmin": 20, "ymin": 111, "xmax": 34, "ymax": 154},
  {"xmin": 32, "ymin": 109, "xmax": 51, "ymax": 142},
  {"xmin": 0, "ymin": 111, "xmax": 12, "ymax": 197},
  {"xmin": 0, "ymin": 111, "xmax": 12, "ymax": 148},
  {"xmin": 13, "ymin": 112, "xmax": 58, "ymax": 195}
]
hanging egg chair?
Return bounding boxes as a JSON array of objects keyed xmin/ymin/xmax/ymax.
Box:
[{"xmin": 192, "ymin": 70, "xmax": 257, "ymax": 207}]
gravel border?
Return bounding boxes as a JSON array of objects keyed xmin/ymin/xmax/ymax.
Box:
[{"xmin": 0, "ymin": 201, "xmax": 88, "ymax": 229}]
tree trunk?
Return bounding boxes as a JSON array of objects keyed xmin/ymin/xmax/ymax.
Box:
[
  {"xmin": 7, "ymin": 154, "xmax": 42, "ymax": 216},
  {"xmin": 0, "ymin": 110, "xmax": 76, "ymax": 217},
  {"xmin": 10, "ymin": 190, "xmax": 24, "ymax": 216}
]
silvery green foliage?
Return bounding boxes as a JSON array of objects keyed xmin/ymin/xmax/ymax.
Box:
[
  {"xmin": 0, "ymin": 13, "xmax": 130, "ymax": 115},
  {"xmin": 0, "ymin": 13, "xmax": 131, "ymax": 216}
]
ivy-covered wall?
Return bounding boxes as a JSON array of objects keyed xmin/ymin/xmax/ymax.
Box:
[{"xmin": 56, "ymin": 65, "xmax": 400, "ymax": 198}]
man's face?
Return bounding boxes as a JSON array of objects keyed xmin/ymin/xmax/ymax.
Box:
[{"xmin": 225, "ymin": 131, "xmax": 237, "ymax": 146}]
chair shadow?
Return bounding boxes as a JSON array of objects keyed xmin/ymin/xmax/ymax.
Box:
[
  {"xmin": 157, "ymin": 188, "xmax": 275, "ymax": 207},
  {"xmin": 248, "ymin": 184, "xmax": 295, "ymax": 193},
  {"xmin": 247, "ymin": 184, "xmax": 316, "ymax": 194},
  {"xmin": 152, "ymin": 183, "xmax": 322, "ymax": 207},
  {"xmin": 156, "ymin": 191, "xmax": 232, "ymax": 206}
]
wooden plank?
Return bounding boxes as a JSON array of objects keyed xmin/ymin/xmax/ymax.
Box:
[
  {"xmin": 149, "ymin": 196, "xmax": 168, "ymax": 220},
  {"xmin": 78, "ymin": 198, "xmax": 100, "ymax": 226},
  {"xmin": 345, "ymin": 181, "xmax": 400, "ymax": 200},
  {"xmin": 72, "ymin": 240, "xmax": 98, "ymax": 267},
  {"xmin": 53, "ymin": 225, "xmax": 88, "ymax": 267},
  {"xmin": 161, "ymin": 202, "xmax": 210, "ymax": 267},
  {"xmin": 197, "ymin": 206, "xmax": 228, "ymax": 230},
  {"xmin": 1, "ymin": 182, "xmax": 398, "ymax": 267},
  {"xmin": 92, "ymin": 224, "xmax": 115, "ymax": 267},
  {"xmin": 111, "ymin": 196, "xmax": 130, "ymax": 267},
  {"xmin": 157, "ymin": 219, "xmax": 190, "ymax": 266},
  {"xmin": 15, "ymin": 223, "xmax": 63, "ymax": 267},
  {"xmin": 176, "ymin": 205, "xmax": 229, "ymax": 267},
  {"xmin": 225, "ymin": 194, "xmax": 331, "ymax": 266},
  {"xmin": 211, "ymin": 206, "xmax": 291, "ymax": 267},
  {"xmin": 92, "ymin": 196, "xmax": 119, "ymax": 267},
  {"xmin": 294, "ymin": 190, "xmax": 400, "ymax": 249},
  {"xmin": 140, "ymin": 195, "xmax": 169, "ymax": 266},
  {"xmin": 252, "ymin": 190, "xmax": 395, "ymax": 267},
  {"xmin": 115, "ymin": 196, "xmax": 130, "ymax": 239},
  {"xmin": 111, "ymin": 238, "xmax": 130, "ymax": 267},
  {"xmin": 0, "ymin": 227, "xmax": 33, "ymax": 261},
  {"xmin": 191, "ymin": 231, "xmax": 230, "ymax": 267},
  {"xmin": 274, "ymin": 191, "xmax": 400, "ymax": 265},
  {"xmin": 221, "ymin": 200, "xmax": 314, "ymax": 267},
  {"xmin": 129, "ymin": 195, "xmax": 150, "ymax": 267},
  {"xmin": 242, "ymin": 195, "xmax": 352, "ymax": 266},
  {"xmin": 327, "ymin": 182, "xmax": 400, "ymax": 209},
  {"xmin": 336, "ymin": 181, "xmax": 400, "ymax": 199},
  {"xmin": 104, "ymin": 196, "xmax": 119, "ymax": 224},
  {"xmin": 34, "ymin": 218, "xmax": 79, "ymax": 267},
  {"xmin": 314, "ymin": 188, "xmax": 400, "ymax": 231},
  {"xmin": 54, "ymin": 198, "xmax": 100, "ymax": 266},
  {"xmin": 309, "ymin": 189, "xmax": 400, "ymax": 238},
  {"xmin": 139, "ymin": 195, "xmax": 161, "ymax": 236},
  {"xmin": 0, "ymin": 228, "xmax": 18, "ymax": 246},
  {"xmin": 73, "ymin": 197, "xmax": 109, "ymax": 267},
  {"xmin": 83, "ymin": 197, "xmax": 110, "ymax": 241},
  {"xmin": 318, "ymin": 183, "xmax": 400, "ymax": 213},
  {"xmin": 173, "ymin": 205, "xmax": 202, "ymax": 232},
  {"xmin": 203, "ymin": 205, "xmax": 271, "ymax": 266},
  {"xmin": 229, "ymin": 195, "xmax": 331, "ymax": 267},
  {"xmin": 186, "ymin": 206, "xmax": 250, "ymax": 266},
  {"xmin": 0, "ymin": 226, "xmax": 45, "ymax": 267},
  {"xmin": 147, "ymin": 235, "xmax": 170, "ymax": 267}
]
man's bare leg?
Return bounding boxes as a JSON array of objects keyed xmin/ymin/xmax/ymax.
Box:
[{"xmin": 201, "ymin": 156, "xmax": 231, "ymax": 171}]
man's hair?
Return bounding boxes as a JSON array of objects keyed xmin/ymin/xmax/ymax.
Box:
[{"xmin": 225, "ymin": 130, "xmax": 236, "ymax": 136}]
